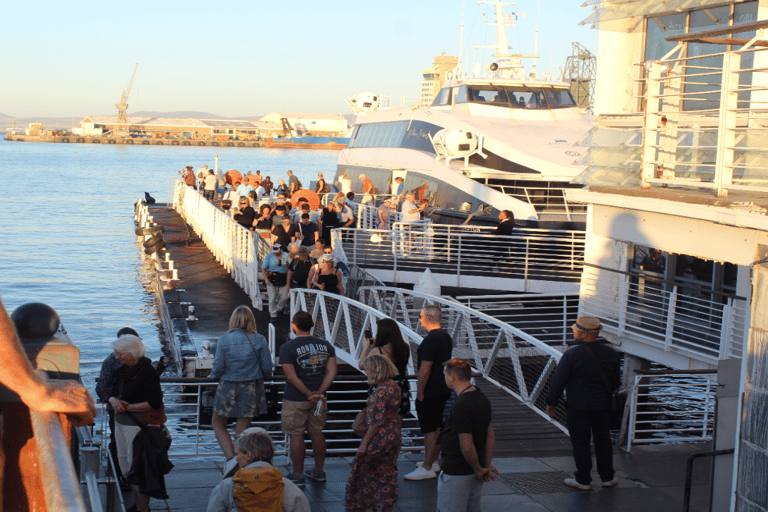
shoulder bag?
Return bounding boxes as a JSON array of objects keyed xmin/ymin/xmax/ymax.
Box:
[{"xmin": 580, "ymin": 344, "xmax": 626, "ymax": 427}]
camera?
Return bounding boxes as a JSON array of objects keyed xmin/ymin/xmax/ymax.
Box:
[{"xmin": 364, "ymin": 329, "xmax": 373, "ymax": 341}]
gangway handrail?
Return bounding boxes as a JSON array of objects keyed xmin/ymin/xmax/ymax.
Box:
[{"xmin": 357, "ymin": 286, "xmax": 563, "ymax": 359}]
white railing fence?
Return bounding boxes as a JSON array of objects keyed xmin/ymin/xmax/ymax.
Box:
[
  {"xmin": 627, "ymin": 370, "xmax": 717, "ymax": 449},
  {"xmin": 354, "ymin": 286, "xmax": 568, "ymax": 431},
  {"xmin": 332, "ymin": 224, "xmax": 584, "ymax": 293},
  {"xmin": 580, "ymin": 266, "xmax": 748, "ymax": 365},
  {"xmin": 173, "ymin": 182, "xmax": 263, "ymax": 309},
  {"xmin": 486, "ymin": 183, "xmax": 587, "ymax": 222},
  {"xmin": 455, "ymin": 293, "xmax": 580, "ymax": 346},
  {"xmin": 641, "ymin": 42, "xmax": 768, "ymax": 197},
  {"xmin": 355, "ymin": 201, "xmax": 404, "ymax": 231}
]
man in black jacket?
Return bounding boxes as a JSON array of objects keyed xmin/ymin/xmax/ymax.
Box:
[{"xmin": 546, "ymin": 316, "xmax": 620, "ymax": 490}]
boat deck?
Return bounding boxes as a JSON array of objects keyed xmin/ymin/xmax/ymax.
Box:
[{"xmin": 139, "ymin": 201, "xmax": 714, "ymax": 511}]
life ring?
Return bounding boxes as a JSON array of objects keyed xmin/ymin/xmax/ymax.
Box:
[
  {"xmin": 143, "ymin": 234, "xmax": 164, "ymax": 248},
  {"xmin": 142, "ymin": 140, "xmax": 149, "ymax": 145},
  {"xmin": 199, "ymin": 142, "xmax": 206, "ymax": 146},
  {"xmin": 253, "ymin": 142, "xmax": 261, "ymax": 148},
  {"xmin": 212, "ymin": 142, "xmax": 219, "ymax": 147},
  {"xmin": 108, "ymin": 139, "xmax": 116, "ymax": 144},
  {"xmin": 77, "ymin": 138, "xmax": 85, "ymax": 143},
  {"xmin": 62, "ymin": 138, "xmax": 69, "ymax": 143},
  {"xmin": 135, "ymin": 226, "xmax": 164, "ymax": 236},
  {"xmin": 127, "ymin": 139, "xmax": 134, "ymax": 144},
  {"xmin": 238, "ymin": 142, "xmax": 245, "ymax": 147},
  {"xmin": 144, "ymin": 241, "xmax": 166, "ymax": 255},
  {"xmin": 92, "ymin": 139, "xmax": 101, "ymax": 143},
  {"xmin": 183, "ymin": 141, "xmax": 190, "ymax": 146},
  {"xmin": 226, "ymin": 142, "xmax": 234, "ymax": 147},
  {"xmin": 171, "ymin": 140, "xmax": 178, "ymax": 145},
  {"xmin": 156, "ymin": 141, "xmax": 163, "ymax": 145}
]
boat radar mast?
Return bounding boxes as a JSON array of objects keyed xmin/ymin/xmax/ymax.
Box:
[{"xmin": 476, "ymin": 0, "xmax": 539, "ymax": 80}]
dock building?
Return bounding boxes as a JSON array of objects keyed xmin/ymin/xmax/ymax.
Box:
[
  {"xmin": 568, "ymin": 1, "xmax": 768, "ymax": 510},
  {"xmin": 420, "ymin": 53, "xmax": 459, "ymax": 106}
]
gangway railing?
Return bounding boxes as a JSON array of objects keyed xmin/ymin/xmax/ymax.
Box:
[
  {"xmin": 305, "ymin": 285, "xmax": 569, "ymax": 432},
  {"xmin": 580, "ymin": 265, "xmax": 748, "ymax": 365},
  {"xmin": 173, "ymin": 181, "xmax": 263, "ymax": 309},
  {"xmin": 332, "ymin": 224, "xmax": 584, "ymax": 293},
  {"xmin": 455, "ymin": 293, "xmax": 580, "ymax": 346}
]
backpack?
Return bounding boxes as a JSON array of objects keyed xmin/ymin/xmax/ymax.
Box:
[
  {"xmin": 322, "ymin": 183, "xmax": 331, "ymax": 193},
  {"xmin": 217, "ymin": 174, "xmax": 226, "ymax": 188},
  {"xmin": 371, "ymin": 186, "xmax": 380, "ymax": 195}
]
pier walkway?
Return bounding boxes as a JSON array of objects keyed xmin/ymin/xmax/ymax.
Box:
[{"xmin": 138, "ymin": 201, "xmax": 714, "ymax": 512}]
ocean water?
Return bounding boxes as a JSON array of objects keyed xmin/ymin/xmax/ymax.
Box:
[{"xmin": 0, "ymin": 138, "xmax": 339, "ymax": 395}]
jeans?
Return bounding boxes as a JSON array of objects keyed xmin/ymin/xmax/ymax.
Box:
[
  {"xmin": 566, "ymin": 406, "xmax": 615, "ymax": 484},
  {"xmin": 203, "ymin": 189, "xmax": 214, "ymax": 201}
]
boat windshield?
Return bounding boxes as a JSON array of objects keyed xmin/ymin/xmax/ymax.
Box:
[{"xmin": 439, "ymin": 84, "xmax": 576, "ymax": 109}]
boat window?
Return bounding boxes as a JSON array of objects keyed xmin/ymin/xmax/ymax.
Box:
[
  {"xmin": 348, "ymin": 121, "xmax": 408, "ymax": 149},
  {"xmin": 505, "ymin": 87, "xmax": 547, "ymax": 109},
  {"xmin": 431, "ymin": 88, "xmax": 452, "ymax": 106},
  {"xmin": 467, "ymin": 85, "xmax": 508, "ymax": 104},
  {"xmin": 544, "ymin": 89, "xmax": 576, "ymax": 107},
  {"xmin": 455, "ymin": 85, "xmax": 469, "ymax": 104}
]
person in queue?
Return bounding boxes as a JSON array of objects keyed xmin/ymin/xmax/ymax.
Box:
[
  {"xmin": 495, "ymin": 209, "xmax": 515, "ymax": 236},
  {"xmin": 405, "ymin": 305, "xmax": 453, "ymax": 480},
  {"xmin": 96, "ymin": 326, "xmax": 141, "ymax": 487},
  {"xmin": 236, "ymin": 179, "xmax": 254, "ymax": 198},
  {"xmin": 297, "ymin": 213, "xmax": 319, "ymax": 251},
  {"xmin": 546, "ymin": 316, "xmax": 620, "ymax": 490},
  {"xmin": 344, "ymin": 354, "xmax": 402, "ymax": 512},
  {"xmin": 222, "ymin": 184, "xmax": 241, "ymax": 213},
  {"xmin": 211, "ymin": 306, "xmax": 274, "ymax": 479},
  {"xmin": 262, "ymin": 176, "xmax": 274, "ymax": 196},
  {"xmin": 206, "ymin": 428, "xmax": 310, "ymax": 512},
  {"xmin": 253, "ymin": 204, "xmax": 274, "ymax": 236},
  {"xmin": 272, "ymin": 216, "xmax": 298, "ymax": 249},
  {"xmin": 271, "ymin": 204, "xmax": 288, "ymax": 227},
  {"xmin": 309, "ymin": 238, "xmax": 326, "ymax": 262},
  {"xmin": 215, "ymin": 169, "xmax": 227, "ymax": 200},
  {"xmin": 288, "ymin": 246, "xmax": 313, "ymax": 289},
  {"xmin": 203, "ymin": 169, "xmax": 217, "ymax": 201},
  {"xmin": 109, "ymin": 334, "xmax": 165, "ymax": 512},
  {"xmin": 358, "ymin": 318, "xmax": 411, "ymax": 424},
  {"xmin": 181, "ymin": 165, "xmax": 197, "ymax": 189},
  {"xmin": 233, "ymin": 198, "xmax": 256, "ymax": 230},
  {"xmin": 436, "ymin": 359, "xmax": 498, "ymax": 512},
  {"xmin": 287, "ymin": 170, "xmax": 302, "ymax": 197},
  {"xmin": 279, "ymin": 312, "xmax": 337, "ymax": 485},
  {"xmin": 319, "ymin": 201, "xmax": 339, "ymax": 247},
  {"xmin": 262, "ymin": 243, "xmax": 290, "ymax": 322},
  {"xmin": 359, "ymin": 174, "xmax": 374, "ymax": 204},
  {"xmin": 275, "ymin": 179, "xmax": 288, "ymax": 197},
  {"xmin": 311, "ymin": 255, "xmax": 343, "ymax": 295}
]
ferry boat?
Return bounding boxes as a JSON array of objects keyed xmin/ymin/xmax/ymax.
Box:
[{"xmin": 335, "ymin": 0, "xmax": 592, "ymax": 229}]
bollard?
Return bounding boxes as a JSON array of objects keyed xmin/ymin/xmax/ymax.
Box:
[
  {"xmin": 168, "ymin": 260, "xmax": 174, "ymax": 271},
  {"xmin": 164, "ymin": 253, "xmax": 171, "ymax": 263},
  {"xmin": 172, "ymin": 269, "xmax": 178, "ymax": 281},
  {"xmin": 79, "ymin": 446, "xmax": 100, "ymax": 483}
]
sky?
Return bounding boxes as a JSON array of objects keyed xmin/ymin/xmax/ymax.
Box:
[{"xmin": 0, "ymin": 0, "xmax": 598, "ymax": 119}]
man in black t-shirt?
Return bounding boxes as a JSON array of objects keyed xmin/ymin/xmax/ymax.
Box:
[
  {"xmin": 405, "ymin": 305, "xmax": 453, "ymax": 481},
  {"xmin": 437, "ymin": 359, "xmax": 498, "ymax": 512},
  {"xmin": 288, "ymin": 246, "xmax": 313, "ymax": 288}
]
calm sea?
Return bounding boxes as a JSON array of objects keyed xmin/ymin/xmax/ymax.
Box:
[{"xmin": 0, "ymin": 138, "xmax": 339, "ymax": 397}]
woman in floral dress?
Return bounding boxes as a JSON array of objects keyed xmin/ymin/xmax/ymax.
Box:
[{"xmin": 345, "ymin": 354, "xmax": 402, "ymax": 512}]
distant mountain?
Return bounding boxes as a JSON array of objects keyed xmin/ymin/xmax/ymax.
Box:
[
  {"xmin": 0, "ymin": 112, "xmax": 11, "ymax": 119},
  {"xmin": 128, "ymin": 111, "xmax": 235, "ymax": 119}
]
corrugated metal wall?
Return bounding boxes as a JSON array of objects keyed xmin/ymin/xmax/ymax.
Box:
[{"xmin": 735, "ymin": 246, "xmax": 768, "ymax": 511}]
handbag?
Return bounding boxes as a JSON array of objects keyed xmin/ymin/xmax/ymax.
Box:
[
  {"xmin": 267, "ymin": 271, "xmax": 287, "ymax": 287},
  {"xmin": 352, "ymin": 409, "xmax": 368, "ymax": 437},
  {"xmin": 142, "ymin": 404, "xmax": 167, "ymax": 426}
]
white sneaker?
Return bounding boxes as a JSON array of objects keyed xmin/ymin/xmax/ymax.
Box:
[
  {"xmin": 222, "ymin": 458, "xmax": 239, "ymax": 479},
  {"xmin": 563, "ymin": 477, "xmax": 591, "ymax": 491},
  {"xmin": 404, "ymin": 466, "xmax": 437, "ymax": 480},
  {"xmin": 416, "ymin": 461, "xmax": 441, "ymax": 473}
]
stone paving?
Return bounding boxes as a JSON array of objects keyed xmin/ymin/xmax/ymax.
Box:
[{"xmin": 138, "ymin": 443, "xmax": 711, "ymax": 512}]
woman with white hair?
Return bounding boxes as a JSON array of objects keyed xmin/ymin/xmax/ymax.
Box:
[
  {"xmin": 212, "ymin": 305, "xmax": 274, "ymax": 479},
  {"xmin": 206, "ymin": 428, "xmax": 310, "ymax": 512},
  {"xmin": 108, "ymin": 334, "xmax": 164, "ymax": 512}
]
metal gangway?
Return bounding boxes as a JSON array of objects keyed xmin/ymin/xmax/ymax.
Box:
[{"xmin": 290, "ymin": 286, "xmax": 569, "ymax": 432}]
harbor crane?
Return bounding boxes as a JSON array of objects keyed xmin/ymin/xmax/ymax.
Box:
[{"xmin": 114, "ymin": 63, "xmax": 139, "ymax": 138}]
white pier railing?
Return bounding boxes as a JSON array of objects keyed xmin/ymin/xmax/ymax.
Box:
[
  {"xmin": 580, "ymin": 266, "xmax": 748, "ymax": 365},
  {"xmin": 627, "ymin": 370, "xmax": 717, "ymax": 449},
  {"xmin": 333, "ymin": 224, "xmax": 584, "ymax": 293},
  {"xmin": 173, "ymin": 181, "xmax": 263, "ymax": 309},
  {"xmin": 347, "ymin": 286, "xmax": 568, "ymax": 431}
]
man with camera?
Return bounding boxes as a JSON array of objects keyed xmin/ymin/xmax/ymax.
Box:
[{"xmin": 261, "ymin": 243, "xmax": 290, "ymax": 322}]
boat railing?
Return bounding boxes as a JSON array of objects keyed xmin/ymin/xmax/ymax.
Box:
[
  {"xmin": 626, "ymin": 370, "xmax": 717, "ymax": 450},
  {"xmin": 484, "ymin": 183, "xmax": 587, "ymax": 222},
  {"xmin": 173, "ymin": 181, "xmax": 263, "ymax": 309},
  {"xmin": 332, "ymin": 223, "xmax": 584, "ymax": 293},
  {"xmin": 579, "ymin": 265, "xmax": 748, "ymax": 366},
  {"xmin": 348, "ymin": 285, "xmax": 569, "ymax": 431},
  {"xmin": 640, "ymin": 41, "xmax": 768, "ymax": 196},
  {"xmin": 454, "ymin": 292, "xmax": 581, "ymax": 346},
  {"xmin": 354, "ymin": 201, "xmax": 404, "ymax": 230}
]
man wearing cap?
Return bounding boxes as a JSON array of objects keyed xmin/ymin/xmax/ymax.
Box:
[
  {"xmin": 546, "ymin": 316, "xmax": 621, "ymax": 490},
  {"xmin": 262, "ymin": 244, "xmax": 291, "ymax": 322},
  {"xmin": 288, "ymin": 246, "xmax": 313, "ymax": 289}
]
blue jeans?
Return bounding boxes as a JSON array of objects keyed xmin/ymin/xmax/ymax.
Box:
[{"xmin": 566, "ymin": 406, "xmax": 614, "ymax": 484}]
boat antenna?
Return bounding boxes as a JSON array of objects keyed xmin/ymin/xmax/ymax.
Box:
[
  {"xmin": 532, "ymin": 0, "xmax": 540, "ymax": 78},
  {"xmin": 457, "ymin": 0, "xmax": 467, "ymax": 78}
]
